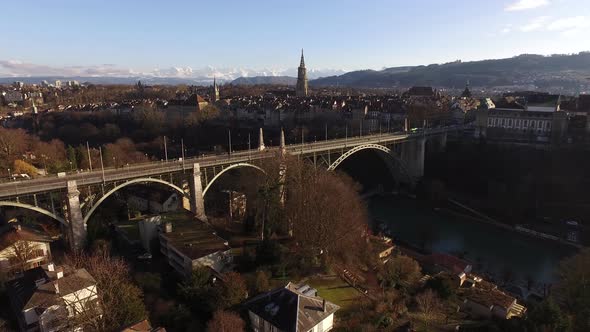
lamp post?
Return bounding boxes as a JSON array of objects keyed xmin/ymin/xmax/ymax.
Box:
[
  {"xmin": 69, "ymin": 161, "xmax": 73, "ymax": 172},
  {"xmin": 7, "ymin": 168, "xmax": 11, "ymax": 181},
  {"xmin": 228, "ymin": 129, "xmax": 232, "ymax": 156},
  {"xmin": 99, "ymin": 147, "xmax": 106, "ymax": 184},
  {"xmin": 86, "ymin": 141, "xmax": 93, "ymax": 172},
  {"xmin": 163, "ymin": 136, "xmax": 168, "ymax": 162}
]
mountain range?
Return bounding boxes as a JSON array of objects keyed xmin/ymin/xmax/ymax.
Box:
[
  {"xmin": 2, "ymin": 53, "xmax": 589, "ymax": 91},
  {"xmin": 310, "ymin": 53, "xmax": 590, "ymax": 90}
]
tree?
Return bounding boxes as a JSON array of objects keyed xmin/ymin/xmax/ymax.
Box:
[
  {"xmin": 0, "ymin": 127, "xmax": 31, "ymax": 172},
  {"xmin": 65, "ymin": 250, "xmax": 147, "ymax": 331},
  {"xmin": 527, "ymin": 299, "xmax": 571, "ymax": 332},
  {"xmin": 381, "ymin": 255, "xmax": 422, "ymax": 289},
  {"xmin": 280, "ymin": 156, "xmax": 368, "ymax": 264},
  {"xmin": 254, "ymin": 270, "xmax": 270, "ymax": 294},
  {"xmin": 206, "ymin": 310, "xmax": 245, "ymax": 332},
  {"xmin": 558, "ymin": 249, "xmax": 590, "ymax": 331},
  {"xmin": 13, "ymin": 159, "xmax": 38, "ymax": 178},
  {"xmin": 6, "ymin": 232, "xmax": 38, "ymax": 273},
  {"xmin": 219, "ymin": 272, "xmax": 248, "ymax": 308},
  {"xmin": 415, "ymin": 289, "xmax": 442, "ymax": 327},
  {"xmin": 424, "ymin": 273, "xmax": 457, "ymax": 300},
  {"xmin": 179, "ymin": 267, "xmax": 220, "ymax": 313}
]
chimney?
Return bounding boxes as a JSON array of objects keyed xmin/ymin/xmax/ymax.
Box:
[
  {"xmin": 54, "ymin": 281, "xmax": 60, "ymax": 295},
  {"xmin": 322, "ymin": 298, "xmax": 326, "ymax": 312},
  {"xmin": 56, "ymin": 267, "xmax": 64, "ymax": 279},
  {"xmin": 47, "ymin": 263, "xmax": 55, "ymax": 272}
]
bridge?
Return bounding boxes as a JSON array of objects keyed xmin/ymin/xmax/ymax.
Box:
[{"xmin": 0, "ymin": 126, "xmax": 456, "ymax": 250}]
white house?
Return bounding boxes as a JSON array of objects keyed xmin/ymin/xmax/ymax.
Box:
[
  {"xmin": 245, "ymin": 282, "xmax": 340, "ymax": 332},
  {"xmin": 7, "ymin": 263, "xmax": 100, "ymax": 332},
  {"xmin": 0, "ymin": 224, "xmax": 52, "ymax": 279}
]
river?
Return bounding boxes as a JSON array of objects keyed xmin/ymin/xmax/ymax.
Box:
[{"xmin": 368, "ymin": 195, "xmax": 576, "ymax": 286}]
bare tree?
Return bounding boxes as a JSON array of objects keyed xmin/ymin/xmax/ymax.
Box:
[
  {"xmin": 206, "ymin": 310, "xmax": 245, "ymax": 332},
  {"xmin": 415, "ymin": 289, "xmax": 442, "ymax": 327},
  {"xmin": 6, "ymin": 233, "xmax": 40, "ymax": 273},
  {"xmin": 64, "ymin": 250, "xmax": 146, "ymax": 331}
]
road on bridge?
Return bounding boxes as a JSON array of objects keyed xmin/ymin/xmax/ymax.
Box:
[{"xmin": 0, "ymin": 127, "xmax": 455, "ymax": 198}]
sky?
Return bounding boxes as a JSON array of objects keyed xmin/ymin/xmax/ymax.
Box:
[{"xmin": 1, "ymin": 0, "xmax": 590, "ymax": 79}]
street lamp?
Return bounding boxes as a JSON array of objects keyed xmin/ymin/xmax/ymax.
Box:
[
  {"xmin": 7, "ymin": 168, "xmax": 11, "ymax": 181},
  {"xmin": 69, "ymin": 161, "xmax": 73, "ymax": 172}
]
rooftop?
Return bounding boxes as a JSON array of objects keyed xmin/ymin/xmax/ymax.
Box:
[
  {"xmin": 0, "ymin": 223, "xmax": 52, "ymax": 252},
  {"xmin": 7, "ymin": 263, "xmax": 96, "ymax": 312},
  {"xmin": 159, "ymin": 211, "xmax": 230, "ymax": 260},
  {"xmin": 245, "ymin": 282, "xmax": 339, "ymax": 332}
]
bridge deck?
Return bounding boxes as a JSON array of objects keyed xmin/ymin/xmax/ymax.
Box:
[{"xmin": 0, "ymin": 128, "xmax": 456, "ymax": 198}]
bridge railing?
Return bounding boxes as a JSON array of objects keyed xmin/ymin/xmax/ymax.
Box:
[{"xmin": 0, "ymin": 126, "xmax": 461, "ymax": 197}]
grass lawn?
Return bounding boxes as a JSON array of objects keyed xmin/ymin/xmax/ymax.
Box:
[{"xmin": 306, "ymin": 277, "xmax": 361, "ymax": 309}]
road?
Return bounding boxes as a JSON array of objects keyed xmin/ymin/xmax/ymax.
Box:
[{"xmin": 0, "ymin": 128, "xmax": 454, "ymax": 198}]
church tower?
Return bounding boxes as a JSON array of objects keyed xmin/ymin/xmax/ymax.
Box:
[
  {"xmin": 296, "ymin": 49, "xmax": 308, "ymax": 97},
  {"xmin": 212, "ymin": 77, "xmax": 220, "ymax": 102}
]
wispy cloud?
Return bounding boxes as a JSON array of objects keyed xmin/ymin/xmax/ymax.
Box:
[
  {"xmin": 0, "ymin": 60, "xmax": 345, "ymax": 80},
  {"xmin": 519, "ymin": 15, "xmax": 590, "ymax": 36},
  {"xmin": 505, "ymin": 0, "xmax": 550, "ymax": 11},
  {"xmin": 547, "ymin": 16, "xmax": 590, "ymax": 31},
  {"xmin": 520, "ymin": 16, "xmax": 550, "ymax": 31},
  {"xmin": 500, "ymin": 24, "xmax": 513, "ymax": 34}
]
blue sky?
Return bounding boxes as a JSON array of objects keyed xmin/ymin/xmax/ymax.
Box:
[{"xmin": 1, "ymin": 0, "xmax": 589, "ymax": 78}]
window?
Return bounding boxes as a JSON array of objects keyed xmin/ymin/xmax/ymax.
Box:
[
  {"xmin": 317, "ymin": 320, "xmax": 324, "ymax": 332},
  {"xmin": 488, "ymin": 118, "xmax": 493, "ymax": 126},
  {"xmin": 508, "ymin": 119, "xmax": 512, "ymax": 127},
  {"xmin": 531, "ymin": 120, "xmax": 536, "ymax": 128}
]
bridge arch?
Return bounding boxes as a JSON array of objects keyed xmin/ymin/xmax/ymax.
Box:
[
  {"xmin": 202, "ymin": 163, "xmax": 266, "ymax": 197},
  {"xmin": 0, "ymin": 201, "xmax": 66, "ymax": 224},
  {"xmin": 83, "ymin": 177, "xmax": 185, "ymax": 224},
  {"xmin": 327, "ymin": 143, "xmax": 412, "ymax": 183}
]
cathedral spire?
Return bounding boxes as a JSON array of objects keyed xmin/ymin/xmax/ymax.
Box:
[
  {"xmin": 300, "ymin": 49, "xmax": 305, "ymax": 68},
  {"xmin": 296, "ymin": 49, "xmax": 308, "ymax": 97}
]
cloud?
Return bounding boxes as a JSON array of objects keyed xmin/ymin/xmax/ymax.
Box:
[
  {"xmin": 547, "ymin": 16, "xmax": 590, "ymax": 31},
  {"xmin": 518, "ymin": 15, "xmax": 590, "ymax": 36},
  {"xmin": 520, "ymin": 16, "xmax": 550, "ymax": 31},
  {"xmin": 505, "ymin": 0, "xmax": 550, "ymax": 11},
  {"xmin": 0, "ymin": 60, "xmax": 345, "ymax": 80},
  {"xmin": 500, "ymin": 24, "xmax": 513, "ymax": 34}
]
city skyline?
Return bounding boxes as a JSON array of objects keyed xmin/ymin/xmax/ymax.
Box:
[{"xmin": 1, "ymin": 0, "xmax": 590, "ymax": 79}]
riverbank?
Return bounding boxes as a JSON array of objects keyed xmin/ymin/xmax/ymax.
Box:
[
  {"xmin": 443, "ymin": 197, "xmax": 583, "ymax": 250},
  {"xmin": 367, "ymin": 194, "xmax": 576, "ymax": 285}
]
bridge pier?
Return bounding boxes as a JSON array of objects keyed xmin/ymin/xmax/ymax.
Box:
[
  {"xmin": 189, "ymin": 163, "xmax": 207, "ymax": 221},
  {"xmin": 66, "ymin": 180, "xmax": 86, "ymax": 250},
  {"xmin": 401, "ymin": 136, "xmax": 425, "ymax": 180}
]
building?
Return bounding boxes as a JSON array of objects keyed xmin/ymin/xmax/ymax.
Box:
[
  {"xmin": 474, "ymin": 95, "xmax": 568, "ymax": 143},
  {"xmin": 245, "ymin": 282, "xmax": 339, "ymax": 332},
  {"xmin": 6, "ymin": 263, "xmax": 99, "ymax": 332},
  {"xmin": 222, "ymin": 190, "xmax": 247, "ymax": 222},
  {"xmin": 2, "ymin": 90, "xmax": 24, "ymax": 104},
  {"xmin": 0, "ymin": 224, "xmax": 53, "ymax": 279},
  {"xmin": 296, "ymin": 50, "xmax": 308, "ymax": 97},
  {"xmin": 159, "ymin": 216, "xmax": 232, "ymax": 278},
  {"xmin": 458, "ymin": 273, "xmax": 526, "ymax": 320},
  {"xmin": 125, "ymin": 186, "xmax": 180, "ymax": 214}
]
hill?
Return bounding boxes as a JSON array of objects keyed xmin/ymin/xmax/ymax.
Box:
[{"xmin": 311, "ymin": 53, "xmax": 590, "ymax": 90}]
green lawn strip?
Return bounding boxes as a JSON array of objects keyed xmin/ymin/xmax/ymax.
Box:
[{"xmin": 306, "ymin": 277, "xmax": 361, "ymax": 309}]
